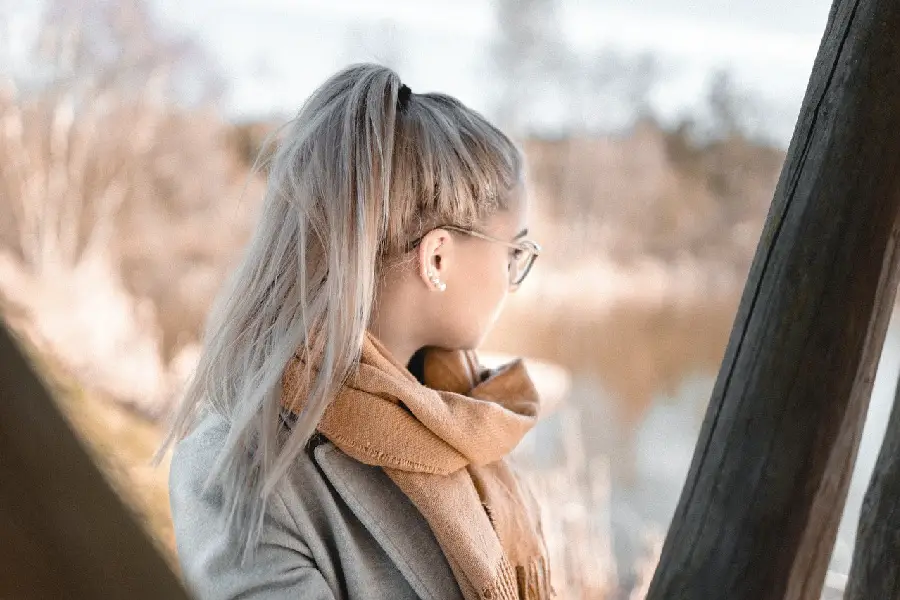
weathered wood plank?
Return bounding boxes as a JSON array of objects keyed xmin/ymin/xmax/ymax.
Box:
[
  {"xmin": 845, "ymin": 367, "xmax": 900, "ymax": 599},
  {"xmin": 0, "ymin": 321, "xmax": 191, "ymax": 599},
  {"xmin": 645, "ymin": 0, "xmax": 900, "ymax": 598}
]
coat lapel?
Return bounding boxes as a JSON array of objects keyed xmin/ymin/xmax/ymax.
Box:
[{"xmin": 313, "ymin": 442, "xmax": 463, "ymax": 600}]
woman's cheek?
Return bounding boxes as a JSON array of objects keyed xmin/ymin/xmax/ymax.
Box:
[{"xmin": 483, "ymin": 282, "xmax": 509, "ymax": 332}]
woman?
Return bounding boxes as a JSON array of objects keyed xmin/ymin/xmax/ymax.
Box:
[{"xmin": 162, "ymin": 64, "xmax": 552, "ymax": 600}]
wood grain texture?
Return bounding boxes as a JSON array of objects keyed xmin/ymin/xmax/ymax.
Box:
[
  {"xmin": 0, "ymin": 322, "xmax": 191, "ymax": 599},
  {"xmin": 845, "ymin": 369, "xmax": 900, "ymax": 600},
  {"xmin": 645, "ymin": 0, "xmax": 900, "ymax": 598}
]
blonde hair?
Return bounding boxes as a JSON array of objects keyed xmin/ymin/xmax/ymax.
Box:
[{"xmin": 158, "ymin": 64, "xmax": 523, "ymax": 556}]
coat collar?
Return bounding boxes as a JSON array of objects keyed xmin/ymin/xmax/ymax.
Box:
[{"xmin": 312, "ymin": 441, "xmax": 464, "ymax": 600}]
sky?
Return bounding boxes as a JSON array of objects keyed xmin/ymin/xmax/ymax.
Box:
[
  {"xmin": 150, "ymin": 0, "xmax": 832, "ymax": 143},
  {"xmin": 4, "ymin": 0, "xmax": 834, "ymax": 144}
]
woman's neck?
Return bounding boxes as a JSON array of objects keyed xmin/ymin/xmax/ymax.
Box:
[
  {"xmin": 369, "ymin": 276, "xmax": 427, "ymax": 368},
  {"xmin": 366, "ymin": 324, "xmax": 420, "ymax": 369}
]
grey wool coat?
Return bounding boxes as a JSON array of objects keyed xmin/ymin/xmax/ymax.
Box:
[{"xmin": 169, "ymin": 412, "xmax": 465, "ymax": 600}]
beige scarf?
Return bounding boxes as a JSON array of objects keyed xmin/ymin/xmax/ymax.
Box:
[{"xmin": 281, "ymin": 333, "xmax": 554, "ymax": 599}]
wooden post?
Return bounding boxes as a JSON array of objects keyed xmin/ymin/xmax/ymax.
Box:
[
  {"xmin": 645, "ymin": 1, "xmax": 900, "ymax": 599},
  {"xmin": 844, "ymin": 368, "xmax": 900, "ymax": 599},
  {"xmin": 0, "ymin": 321, "xmax": 191, "ymax": 599}
]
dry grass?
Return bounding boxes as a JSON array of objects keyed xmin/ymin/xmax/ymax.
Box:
[{"xmin": 513, "ymin": 402, "xmax": 668, "ymax": 599}]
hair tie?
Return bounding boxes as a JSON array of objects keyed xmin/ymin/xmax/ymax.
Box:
[{"xmin": 398, "ymin": 84, "xmax": 412, "ymax": 111}]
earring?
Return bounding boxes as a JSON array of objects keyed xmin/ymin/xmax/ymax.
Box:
[{"xmin": 428, "ymin": 269, "xmax": 447, "ymax": 292}]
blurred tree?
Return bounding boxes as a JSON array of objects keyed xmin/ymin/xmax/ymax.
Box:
[
  {"xmin": 707, "ymin": 69, "xmax": 745, "ymax": 141},
  {"xmin": 491, "ymin": 0, "xmax": 663, "ymax": 135},
  {"xmin": 0, "ymin": 0, "xmax": 249, "ymax": 414},
  {"xmin": 573, "ymin": 49, "xmax": 661, "ymax": 132},
  {"xmin": 702, "ymin": 68, "xmax": 784, "ymax": 145},
  {"xmin": 491, "ymin": 0, "xmax": 672, "ymax": 262},
  {"xmin": 0, "ymin": 0, "xmax": 225, "ymax": 273},
  {"xmin": 490, "ymin": 0, "xmax": 572, "ymax": 134},
  {"xmin": 228, "ymin": 119, "xmax": 278, "ymax": 170}
]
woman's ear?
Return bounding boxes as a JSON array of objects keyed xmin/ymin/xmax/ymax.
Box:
[{"xmin": 417, "ymin": 229, "xmax": 452, "ymax": 292}]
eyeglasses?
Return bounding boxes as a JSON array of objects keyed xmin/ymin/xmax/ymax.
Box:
[{"xmin": 409, "ymin": 225, "xmax": 541, "ymax": 287}]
